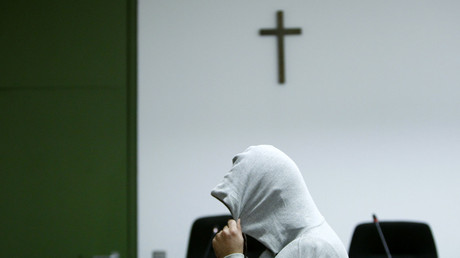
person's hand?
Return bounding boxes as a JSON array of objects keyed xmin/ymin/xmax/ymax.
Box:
[{"xmin": 212, "ymin": 219, "xmax": 244, "ymax": 258}]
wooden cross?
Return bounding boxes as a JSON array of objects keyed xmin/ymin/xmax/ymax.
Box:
[{"xmin": 260, "ymin": 11, "xmax": 302, "ymax": 84}]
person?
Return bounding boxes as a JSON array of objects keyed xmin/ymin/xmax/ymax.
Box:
[{"xmin": 211, "ymin": 145, "xmax": 349, "ymax": 258}]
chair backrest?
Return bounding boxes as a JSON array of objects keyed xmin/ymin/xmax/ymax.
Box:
[
  {"xmin": 186, "ymin": 215, "xmax": 266, "ymax": 258},
  {"xmin": 349, "ymin": 221, "xmax": 437, "ymax": 258}
]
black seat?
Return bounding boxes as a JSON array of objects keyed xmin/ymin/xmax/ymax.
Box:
[
  {"xmin": 186, "ymin": 215, "xmax": 266, "ymax": 258},
  {"xmin": 349, "ymin": 221, "xmax": 437, "ymax": 258}
]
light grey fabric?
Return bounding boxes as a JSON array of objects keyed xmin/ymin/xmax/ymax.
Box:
[
  {"xmin": 224, "ymin": 254, "xmax": 244, "ymax": 258},
  {"xmin": 211, "ymin": 145, "xmax": 348, "ymax": 258}
]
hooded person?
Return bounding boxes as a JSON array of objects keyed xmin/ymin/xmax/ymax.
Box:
[{"xmin": 211, "ymin": 145, "xmax": 348, "ymax": 258}]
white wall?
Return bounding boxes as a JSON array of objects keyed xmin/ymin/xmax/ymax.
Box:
[{"xmin": 138, "ymin": 1, "xmax": 460, "ymax": 257}]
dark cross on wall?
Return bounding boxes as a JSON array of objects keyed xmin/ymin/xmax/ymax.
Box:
[{"xmin": 260, "ymin": 11, "xmax": 302, "ymax": 84}]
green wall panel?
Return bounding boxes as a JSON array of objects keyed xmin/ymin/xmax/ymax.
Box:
[
  {"xmin": 0, "ymin": 0, "xmax": 127, "ymax": 89},
  {"xmin": 0, "ymin": 90, "xmax": 128, "ymax": 257},
  {"xmin": 0, "ymin": 0, "xmax": 136, "ymax": 257}
]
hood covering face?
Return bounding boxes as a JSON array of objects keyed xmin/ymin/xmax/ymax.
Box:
[{"xmin": 211, "ymin": 145, "xmax": 326, "ymax": 255}]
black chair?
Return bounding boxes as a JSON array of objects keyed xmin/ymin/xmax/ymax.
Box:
[
  {"xmin": 349, "ymin": 221, "xmax": 437, "ymax": 258},
  {"xmin": 186, "ymin": 215, "xmax": 266, "ymax": 258}
]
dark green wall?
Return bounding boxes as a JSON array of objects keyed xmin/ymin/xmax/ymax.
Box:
[{"xmin": 0, "ymin": 1, "xmax": 137, "ymax": 257}]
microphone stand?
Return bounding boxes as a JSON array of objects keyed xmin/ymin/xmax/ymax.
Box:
[
  {"xmin": 203, "ymin": 226, "xmax": 219, "ymax": 258},
  {"xmin": 373, "ymin": 214, "xmax": 392, "ymax": 258}
]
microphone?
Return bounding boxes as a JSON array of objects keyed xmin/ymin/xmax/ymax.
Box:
[
  {"xmin": 373, "ymin": 214, "xmax": 392, "ymax": 258},
  {"xmin": 203, "ymin": 226, "xmax": 219, "ymax": 258},
  {"xmin": 243, "ymin": 232, "xmax": 248, "ymax": 257}
]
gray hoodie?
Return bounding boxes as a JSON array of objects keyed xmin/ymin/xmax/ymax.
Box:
[{"xmin": 211, "ymin": 145, "xmax": 348, "ymax": 257}]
